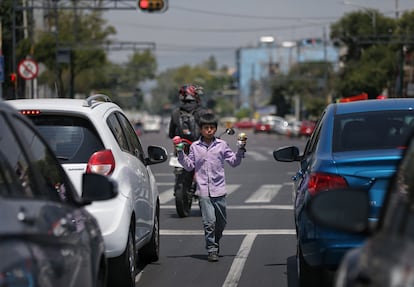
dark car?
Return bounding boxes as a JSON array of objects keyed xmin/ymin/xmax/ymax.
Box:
[
  {"xmin": 307, "ymin": 124, "xmax": 414, "ymax": 287},
  {"xmin": 273, "ymin": 99, "xmax": 414, "ymax": 286},
  {"xmin": 0, "ymin": 101, "xmax": 117, "ymax": 287}
]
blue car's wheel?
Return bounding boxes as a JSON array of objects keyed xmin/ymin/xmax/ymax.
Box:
[{"xmin": 297, "ymin": 245, "xmax": 323, "ymax": 287}]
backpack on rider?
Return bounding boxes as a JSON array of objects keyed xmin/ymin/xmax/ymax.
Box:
[{"xmin": 169, "ymin": 84, "xmax": 207, "ymax": 142}]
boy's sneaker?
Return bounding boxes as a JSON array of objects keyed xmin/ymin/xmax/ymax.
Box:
[{"xmin": 208, "ymin": 251, "xmax": 219, "ymax": 262}]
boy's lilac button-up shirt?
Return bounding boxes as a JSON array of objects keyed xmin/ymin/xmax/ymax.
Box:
[{"xmin": 177, "ymin": 137, "xmax": 245, "ymax": 197}]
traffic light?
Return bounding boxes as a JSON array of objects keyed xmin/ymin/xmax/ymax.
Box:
[
  {"xmin": 9, "ymin": 73, "xmax": 17, "ymax": 88},
  {"xmin": 138, "ymin": 0, "xmax": 168, "ymax": 13}
]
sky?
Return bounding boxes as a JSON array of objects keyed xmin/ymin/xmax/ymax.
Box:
[{"xmin": 103, "ymin": 0, "xmax": 413, "ymax": 72}]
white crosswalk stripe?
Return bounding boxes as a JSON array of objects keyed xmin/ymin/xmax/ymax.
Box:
[
  {"xmin": 159, "ymin": 187, "xmax": 174, "ymax": 204},
  {"xmin": 245, "ymin": 150, "xmax": 268, "ymax": 161},
  {"xmin": 245, "ymin": 184, "xmax": 282, "ymax": 203},
  {"xmin": 157, "ymin": 182, "xmax": 288, "ymax": 205},
  {"xmin": 158, "ymin": 184, "xmax": 241, "ymax": 204}
]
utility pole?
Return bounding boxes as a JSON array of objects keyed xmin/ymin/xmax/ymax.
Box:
[{"xmin": 395, "ymin": 0, "xmax": 404, "ymax": 97}]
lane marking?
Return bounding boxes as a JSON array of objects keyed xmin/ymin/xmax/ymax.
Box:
[
  {"xmin": 161, "ymin": 204, "xmax": 293, "ymax": 210},
  {"xmin": 223, "ymin": 234, "xmax": 257, "ymax": 287},
  {"xmin": 245, "ymin": 151, "xmax": 267, "ymax": 161},
  {"xmin": 160, "ymin": 229, "xmax": 296, "ymax": 235},
  {"xmin": 155, "ymin": 173, "xmax": 174, "ymax": 177},
  {"xmin": 157, "ymin": 182, "xmax": 174, "ymax": 186},
  {"xmin": 226, "ymin": 184, "xmax": 241, "ymax": 195},
  {"xmin": 158, "ymin": 184, "xmax": 241, "ymax": 204},
  {"xmin": 245, "ymin": 184, "xmax": 282, "ymax": 203},
  {"xmin": 159, "ymin": 188, "xmax": 174, "ymax": 204}
]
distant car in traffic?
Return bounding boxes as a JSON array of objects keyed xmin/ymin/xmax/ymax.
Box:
[
  {"xmin": 286, "ymin": 119, "xmax": 302, "ymax": 137},
  {"xmin": 133, "ymin": 121, "xmax": 143, "ymax": 136},
  {"xmin": 254, "ymin": 121, "xmax": 272, "ymax": 133},
  {"xmin": 270, "ymin": 116, "xmax": 289, "ymax": 135},
  {"xmin": 8, "ymin": 95, "xmax": 168, "ymax": 287},
  {"xmin": 307, "ymin": 124, "xmax": 414, "ymax": 287},
  {"xmin": 0, "ymin": 101, "xmax": 117, "ymax": 287},
  {"xmin": 234, "ymin": 118, "xmax": 255, "ymax": 129},
  {"xmin": 299, "ymin": 120, "xmax": 316, "ymax": 137},
  {"xmin": 143, "ymin": 115, "xmax": 162, "ymax": 133},
  {"xmin": 273, "ymin": 98, "xmax": 414, "ymax": 287}
]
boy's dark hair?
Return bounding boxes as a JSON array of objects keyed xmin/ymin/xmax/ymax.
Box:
[{"xmin": 198, "ymin": 112, "xmax": 218, "ymax": 128}]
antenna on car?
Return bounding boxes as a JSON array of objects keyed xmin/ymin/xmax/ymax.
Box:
[{"xmin": 83, "ymin": 94, "xmax": 112, "ymax": 107}]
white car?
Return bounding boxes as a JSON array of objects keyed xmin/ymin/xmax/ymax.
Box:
[
  {"xmin": 8, "ymin": 95, "xmax": 168, "ymax": 287},
  {"xmin": 143, "ymin": 115, "xmax": 162, "ymax": 133},
  {"xmin": 269, "ymin": 116, "xmax": 289, "ymax": 135}
]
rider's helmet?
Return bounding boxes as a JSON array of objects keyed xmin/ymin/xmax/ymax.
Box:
[{"xmin": 178, "ymin": 84, "xmax": 203, "ymax": 104}]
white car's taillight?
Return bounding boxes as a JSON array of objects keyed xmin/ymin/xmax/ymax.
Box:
[{"xmin": 86, "ymin": 149, "xmax": 115, "ymax": 175}]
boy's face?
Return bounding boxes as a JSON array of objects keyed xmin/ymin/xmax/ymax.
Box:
[{"xmin": 201, "ymin": 124, "xmax": 217, "ymax": 139}]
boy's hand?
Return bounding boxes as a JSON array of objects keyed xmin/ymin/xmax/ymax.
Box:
[
  {"xmin": 172, "ymin": 136, "xmax": 184, "ymax": 151},
  {"xmin": 172, "ymin": 136, "xmax": 182, "ymax": 145},
  {"xmin": 237, "ymin": 133, "xmax": 247, "ymax": 149},
  {"xmin": 237, "ymin": 140, "xmax": 247, "ymax": 149}
]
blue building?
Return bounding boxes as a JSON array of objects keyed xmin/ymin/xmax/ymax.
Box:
[{"xmin": 236, "ymin": 38, "xmax": 340, "ymax": 110}]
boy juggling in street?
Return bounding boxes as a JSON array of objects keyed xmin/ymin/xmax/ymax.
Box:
[{"xmin": 172, "ymin": 112, "xmax": 247, "ymax": 262}]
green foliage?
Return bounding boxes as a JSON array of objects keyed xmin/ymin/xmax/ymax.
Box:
[
  {"xmin": 269, "ymin": 61, "xmax": 334, "ymax": 118},
  {"xmin": 235, "ymin": 108, "xmax": 252, "ymax": 119},
  {"xmin": 124, "ymin": 51, "xmax": 157, "ymax": 90},
  {"xmin": 149, "ymin": 59, "xmax": 234, "ymax": 114},
  {"xmin": 330, "ymin": 9, "xmax": 414, "ymax": 98}
]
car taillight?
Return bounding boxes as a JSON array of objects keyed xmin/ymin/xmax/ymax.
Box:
[
  {"xmin": 308, "ymin": 172, "xmax": 348, "ymax": 196},
  {"xmin": 86, "ymin": 150, "xmax": 115, "ymax": 176}
]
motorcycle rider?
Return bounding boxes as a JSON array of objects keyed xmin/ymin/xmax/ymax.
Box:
[
  {"xmin": 172, "ymin": 113, "xmax": 247, "ymax": 262},
  {"xmin": 168, "ymin": 84, "xmax": 208, "ymax": 142}
]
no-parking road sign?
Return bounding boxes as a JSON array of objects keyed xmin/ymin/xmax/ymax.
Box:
[{"xmin": 18, "ymin": 59, "xmax": 39, "ymax": 80}]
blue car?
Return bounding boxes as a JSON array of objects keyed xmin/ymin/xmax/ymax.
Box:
[{"xmin": 273, "ymin": 98, "xmax": 414, "ymax": 287}]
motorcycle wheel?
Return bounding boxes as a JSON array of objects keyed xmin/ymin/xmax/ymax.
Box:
[{"xmin": 175, "ymin": 174, "xmax": 193, "ymax": 218}]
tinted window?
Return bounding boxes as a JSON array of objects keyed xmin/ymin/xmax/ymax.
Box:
[
  {"xmin": 117, "ymin": 112, "xmax": 144, "ymax": 160},
  {"xmin": 107, "ymin": 113, "xmax": 129, "ymax": 151},
  {"xmin": 333, "ymin": 111, "xmax": 414, "ymax": 152},
  {"xmin": 13, "ymin": 115, "xmax": 76, "ymax": 203},
  {"xmin": 0, "ymin": 113, "xmax": 37, "ymax": 198},
  {"xmin": 29, "ymin": 115, "xmax": 104, "ymax": 163},
  {"xmin": 0, "ymin": 150, "xmax": 26, "ymax": 197}
]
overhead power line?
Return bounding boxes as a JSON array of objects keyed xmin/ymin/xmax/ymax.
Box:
[
  {"xmin": 110, "ymin": 21, "xmax": 328, "ymax": 33},
  {"xmin": 170, "ymin": 4, "xmax": 338, "ymax": 21}
]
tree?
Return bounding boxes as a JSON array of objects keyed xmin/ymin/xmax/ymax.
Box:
[
  {"xmin": 269, "ymin": 61, "xmax": 334, "ymax": 119},
  {"xmin": 124, "ymin": 50, "xmax": 157, "ymax": 90},
  {"xmin": 32, "ymin": 7, "xmax": 116, "ymax": 97},
  {"xmin": 328, "ymin": 10, "xmax": 414, "ymax": 98}
]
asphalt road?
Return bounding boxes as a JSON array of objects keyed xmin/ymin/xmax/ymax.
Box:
[{"xmin": 137, "ymin": 128, "xmax": 307, "ymax": 287}]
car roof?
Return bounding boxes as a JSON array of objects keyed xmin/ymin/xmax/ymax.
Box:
[
  {"xmin": 332, "ymin": 99, "xmax": 414, "ymax": 115},
  {"xmin": 6, "ymin": 95, "xmax": 121, "ymax": 116},
  {"xmin": 0, "ymin": 100, "xmax": 18, "ymax": 113}
]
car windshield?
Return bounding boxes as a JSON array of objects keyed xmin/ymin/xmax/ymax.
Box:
[
  {"xmin": 333, "ymin": 111, "xmax": 414, "ymax": 152},
  {"xmin": 29, "ymin": 115, "xmax": 104, "ymax": 163}
]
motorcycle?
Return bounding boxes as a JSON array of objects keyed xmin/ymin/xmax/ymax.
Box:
[{"xmin": 168, "ymin": 127, "xmax": 235, "ymax": 217}]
